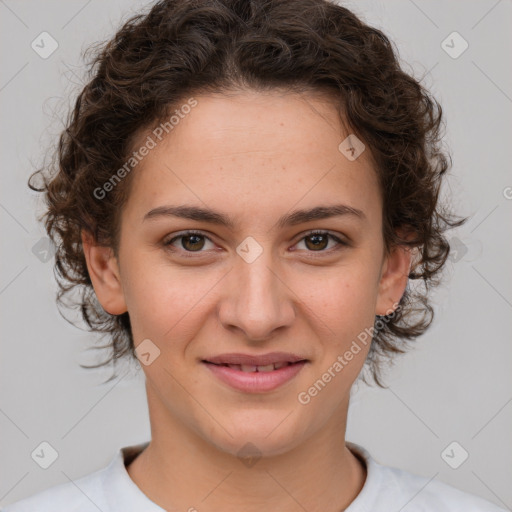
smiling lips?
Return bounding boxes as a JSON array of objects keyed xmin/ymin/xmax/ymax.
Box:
[
  {"xmin": 217, "ymin": 361, "xmax": 291, "ymax": 372},
  {"xmin": 202, "ymin": 352, "xmax": 308, "ymax": 392}
]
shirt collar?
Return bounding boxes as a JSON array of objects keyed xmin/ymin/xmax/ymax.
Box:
[
  {"xmin": 101, "ymin": 440, "xmax": 379, "ymax": 511},
  {"xmin": 101, "ymin": 441, "xmax": 165, "ymax": 511}
]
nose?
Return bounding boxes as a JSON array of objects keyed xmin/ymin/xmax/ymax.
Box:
[{"xmin": 217, "ymin": 248, "xmax": 296, "ymax": 342}]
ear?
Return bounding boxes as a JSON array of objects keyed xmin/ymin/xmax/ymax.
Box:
[
  {"xmin": 81, "ymin": 230, "xmax": 127, "ymax": 315},
  {"xmin": 375, "ymin": 241, "xmax": 413, "ymax": 316}
]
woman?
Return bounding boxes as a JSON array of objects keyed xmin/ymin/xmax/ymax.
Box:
[{"xmin": 4, "ymin": 0, "xmax": 506, "ymax": 510}]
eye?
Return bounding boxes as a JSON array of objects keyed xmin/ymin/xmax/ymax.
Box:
[
  {"xmin": 293, "ymin": 230, "xmax": 347, "ymax": 254},
  {"xmin": 163, "ymin": 229, "xmax": 348, "ymax": 258},
  {"xmin": 163, "ymin": 230, "xmax": 216, "ymax": 255}
]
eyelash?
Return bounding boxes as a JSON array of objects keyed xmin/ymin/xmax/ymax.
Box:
[{"xmin": 163, "ymin": 229, "xmax": 348, "ymax": 258}]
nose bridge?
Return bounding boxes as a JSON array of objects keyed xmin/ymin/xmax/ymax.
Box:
[{"xmin": 220, "ymin": 240, "xmax": 295, "ymax": 340}]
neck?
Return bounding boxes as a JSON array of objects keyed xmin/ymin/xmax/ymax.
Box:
[{"xmin": 127, "ymin": 384, "xmax": 367, "ymax": 512}]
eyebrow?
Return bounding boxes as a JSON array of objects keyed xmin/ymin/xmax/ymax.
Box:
[{"xmin": 143, "ymin": 203, "xmax": 366, "ymax": 229}]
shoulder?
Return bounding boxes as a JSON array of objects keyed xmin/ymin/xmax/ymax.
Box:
[
  {"xmin": 380, "ymin": 464, "xmax": 506, "ymax": 511},
  {"xmin": 1, "ymin": 466, "xmax": 110, "ymax": 512},
  {"xmin": 347, "ymin": 442, "xmax": 507, "ymax": 512},
  {"xmin": 2, "ymin": 443, "xmax": 153, "ymax": 512}
]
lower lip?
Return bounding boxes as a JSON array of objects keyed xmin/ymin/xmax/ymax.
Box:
[{"xmin": 203, "ymin": 361, "xmax": 307, "ymax": 393}]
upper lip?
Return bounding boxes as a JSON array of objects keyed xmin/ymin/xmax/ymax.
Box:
[{"xmin": 203, "ymin": 352, "xmax": 308, "ymax": 366}]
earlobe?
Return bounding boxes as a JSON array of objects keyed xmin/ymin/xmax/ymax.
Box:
[
  {"xmin": 81, "ymin": 231, "xmax": 127, "ymax": 315},
  {"xmin": 375, "ymin": 244, "xmax": 412, "ymax": 316}
]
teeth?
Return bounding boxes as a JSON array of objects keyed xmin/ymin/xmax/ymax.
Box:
[
  {"xmin": 240, "ymin": 364, "xmax": 258, "ymax": 372},
  {"xmin": 256, "ymin": 364, "xmax": 275, "ymax": 372},
  {"xmin": 223, "ymin": 362, "xmax": 292, "ymax": 372}
]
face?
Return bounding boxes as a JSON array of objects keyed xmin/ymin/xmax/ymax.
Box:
[{"xmin": 84, "ymin": 89, "xmax": 410, "ymax": 458}]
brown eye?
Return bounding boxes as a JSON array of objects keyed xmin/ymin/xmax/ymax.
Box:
[
  {"xmin": 294, "ymin": 230, "xmax": 347, "ymax": 254},
  {"xmin": 304, "ymin": 233, "xmax": 329, "ymax": 251},
  {"xmin": 164, "ymin": 230, "xmax": 215, "ymax": 254},
  {"xmin": 180, "ymin": 234, "xmax": 205, "ymax": 251}
]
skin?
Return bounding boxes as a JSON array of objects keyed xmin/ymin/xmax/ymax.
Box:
[{"xmin": 83, "ymin": 89, "xmax": 411, "ymax": 512}]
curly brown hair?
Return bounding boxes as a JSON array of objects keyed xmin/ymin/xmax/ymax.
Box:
[{"xmin": 31, "ymin": 0, "xmax": 465, "ymax": 386}]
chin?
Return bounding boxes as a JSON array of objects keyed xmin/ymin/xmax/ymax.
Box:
[
  {"xmin": 198, "ymin": 409, "xmax": 310, "ymax": 460},
  {"xmin": 212, "ymin": 434, "xmax": 301, "ymax": 461}
]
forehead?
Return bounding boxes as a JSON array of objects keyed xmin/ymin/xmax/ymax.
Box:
[{"xmin": 124, "ymin": 90, "xmax": 382, "ymax": 230}]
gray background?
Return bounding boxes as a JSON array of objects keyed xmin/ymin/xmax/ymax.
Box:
[{"xmin": 1, "ymin": 0, "xmax": 511, "ymax": 509}]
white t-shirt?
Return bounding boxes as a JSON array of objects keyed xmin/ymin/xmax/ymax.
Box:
[{"xmin": 2, "ymin": 441, "xmax": 506, "ymax": 511}]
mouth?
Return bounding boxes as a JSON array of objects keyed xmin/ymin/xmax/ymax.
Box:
[
  {"xmin": 201, "ymin": 353, "xmax": 309, "ymax": 393},
  {"xmin": 204, "ymin": 361, "xmax": 301, "ymax": 372}
]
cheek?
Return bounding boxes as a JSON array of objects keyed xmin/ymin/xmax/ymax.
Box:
[
  {"xmin": 118, "ymin": 249, "xmax": 172, "ymax": 340},
  {"xmin": 304, "ymin": 264, "xmax": 380, "ymax": 329},
  {"xmin": 120, "ymin": 252, "xmax": 221, "ymax": 344},
  {"xmin": 297, "ymin": 268, "xmax": 381, "ymax": 383}
]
